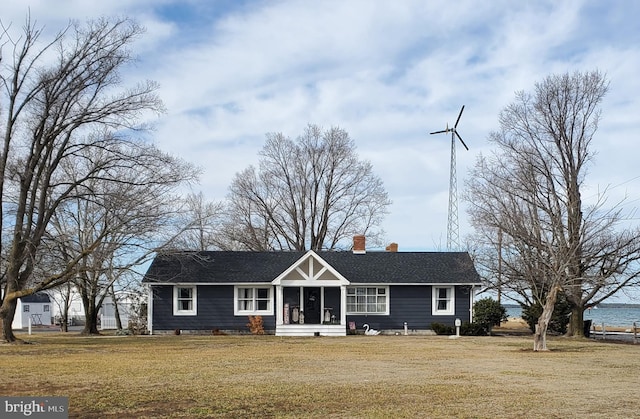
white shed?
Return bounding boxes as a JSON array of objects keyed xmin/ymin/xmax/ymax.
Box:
[
  {"xmin": 12, "ymin": 292, "xmax": 53, "ymax": 329},
  {"xmin": 47, "ymin": 286, "xmax": 85, "ymax": 326},
  {"xmin": 100, "ymin": 292, "xmax": 135, "ymax": 330}
]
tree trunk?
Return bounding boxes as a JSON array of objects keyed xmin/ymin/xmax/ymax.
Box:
[
  {"xmin": 0, "ymin": 297, "xmax": 19, "ymax": 342},
  {"xmin": 568, "ymin": 305, "xmax": 585, "ymax": 337},
  {"xmin": 533, "ymin": 285, "xmax": 560, "ymax": 351},
  {"xmin": 81, "ymin": 305, "xmax": 101, "ymax": 335},
  {"xmin": 60, "ymin": 283, "xmax": 72, "ymax": 332},
  {"xmin": 114, "ymin": 300, "xmax": 123, "ymax": 330},
  {"xmin": 111, "ymin": 287, "xmax": 123, "ymax": 330},
  {"xmin": 60, "ymin": 317, "xmax": 68, "ymax": 333},
  {"xmin": 60, "ymin": 307, "xmax": 69, "ymax": 332}
]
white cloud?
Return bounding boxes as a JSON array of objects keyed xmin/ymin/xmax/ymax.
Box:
[{"xmin": 4, "ymin": 0, "xmax": 639, "ymax": 258}]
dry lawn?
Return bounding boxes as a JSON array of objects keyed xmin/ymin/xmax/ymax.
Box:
[{"xmin": 1, "ymin": 330, "xmax": 639, "ymax": 418}]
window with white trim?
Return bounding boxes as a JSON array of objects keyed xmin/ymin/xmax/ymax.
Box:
[
  {"xmin": 234, "ymin": 287, "xmax": 273, "ymax": 315},
  {"xmin": 346, "ymin": 287, "xmax": 388, "ymax": 314},
  {"xmin": 23, "ymin": 305, "xmax": 30, "ymax": 313},
  {"xmin": 44, "ymin": 305, "xmax": 50, "ymax": 312},
  {"xmin": 432, "ymin": 286, "xmax": 455, "ymax": 315},
  {"xmin": 173, "ymin": 286, "xmax": 197, "ymax": 316}
]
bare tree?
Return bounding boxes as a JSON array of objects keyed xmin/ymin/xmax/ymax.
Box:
[
  {"xmin": 222, "ymin": 124, "xmax": 391, "ymax": 251},
  {"xmin": 0, "ymin": 15, "xmax": 193, "ymax": 342},
  {"xmin": 47, "ymin": 282, "xmax": 77, "ymax": 332},
  {"xmin": 44, "ymin": 144, "xmax": 196, "ymax": 335},
  {"xmin": 466, "ymin": 70, "xmax": 640, "ymax": 350},
  {"xmin": 168, "ymin": 192, "xmax": 225, "ymax": 251}
]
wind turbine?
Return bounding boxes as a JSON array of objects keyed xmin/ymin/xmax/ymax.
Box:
[{"xmin": 430, "ymin": 105, "xmax": 468, "ymax": 250}]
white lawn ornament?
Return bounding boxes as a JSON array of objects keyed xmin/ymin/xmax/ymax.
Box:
[{"xmin": 363, "ymin": 324, "xmax": 380, "ymax": 335}]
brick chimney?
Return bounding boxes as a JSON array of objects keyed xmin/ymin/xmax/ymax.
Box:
[
  {"xmin": 353, "ymin": 235, "xmax": 366, "ymax": 254},
  {"xmin": 385, "ymin": 242, "xmax": 398, "ymax": 252}
]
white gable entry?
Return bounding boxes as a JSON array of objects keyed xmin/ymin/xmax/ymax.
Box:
[{"xmin": 272, "ymin": 250, "xmax": 350, "ymax": 336}]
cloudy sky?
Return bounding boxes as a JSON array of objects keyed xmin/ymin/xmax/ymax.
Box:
[{"xmin": 4, "ymin": 1, "xmax": 639, "ymax": 254}]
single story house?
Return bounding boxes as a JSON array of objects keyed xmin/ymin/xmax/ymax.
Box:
[
  {"xmin": 142, "ymin": 236, "xmax": 482, "ymax": 336},
  {"xmin": 12, "ymin": 292, "xmax": 53, "ymax": 329}
]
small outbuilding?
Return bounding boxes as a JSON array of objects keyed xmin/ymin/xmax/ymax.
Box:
[
  {"xmin": 100, "ymin": 292, "xmax": 135, "ymax": 330},
  {"xmin": 12, "ymin": 292, "xmax": 53, "ymax": 329}
]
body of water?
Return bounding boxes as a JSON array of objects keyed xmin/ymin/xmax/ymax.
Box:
[{"xmin": 505, "ymin": 305, "xmax": 640, "ymax": 328}]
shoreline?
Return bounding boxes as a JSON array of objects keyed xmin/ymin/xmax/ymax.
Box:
[{"xmin": 500, "ymin": 316, "xmax": 639, "ymax": 334}]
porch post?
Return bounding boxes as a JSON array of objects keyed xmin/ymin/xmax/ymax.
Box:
[
  {"xmin": 275, "ymin": 285, "xmax": 283, "ymax": 325},
  {"xmin": 340, "ymin": 285, "xmax": 347, "ymax": 326},
  {"xmin": 320, "ymin": 286, "xmax": 325, "ymax": 320}
]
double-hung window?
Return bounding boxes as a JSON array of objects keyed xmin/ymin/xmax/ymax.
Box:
[
  {"xmin": 234, "ymin": 287, "xmax": 272, "ymax": 315},
  {"xmin": 23, "ymin": 305, "xmax": 30, "ymax": 313},
  {"xmin": 346, "ymin": 287, "xmax": 388, "ymax": 314},
  {"xmin": 432, "ymin": 286, "xmax": 455, "ymax": 315},
  {"xmin": 173, "ymin": 286, "xmax": 197, "ymax": 316}
]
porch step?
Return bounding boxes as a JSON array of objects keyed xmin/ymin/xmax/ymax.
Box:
[{"xmin": 276, "ymin": 324, "xmax": 346, "ymax": 337}]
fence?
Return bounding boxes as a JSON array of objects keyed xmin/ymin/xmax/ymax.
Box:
[{"xmin": 590, "ymin": 321, "xmax": 638, "ymax": 343}]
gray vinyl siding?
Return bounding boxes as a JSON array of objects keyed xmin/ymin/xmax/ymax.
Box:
[
  {"xmin": 151, "ymin": 284, "xmax": 473, "ymax": 333},
  {"xmin": 347, "ymin": 285, "xmax": 473, "ymax": 331},
  {"xmin": 452, "ymin": 285, "xmax": 473, "ymax": 323},
  {"xmin": 151, "ymin": 285, "xmax": 276, "ymax": 332}
]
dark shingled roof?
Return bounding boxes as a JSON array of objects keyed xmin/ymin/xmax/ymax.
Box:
[
  {"xmin": 20, "ymin": 292, "xmax": 51, "ymax": 303},
  {"xmin": 142, "ymin": 251, "xmax": 481, "ymax": 285}
]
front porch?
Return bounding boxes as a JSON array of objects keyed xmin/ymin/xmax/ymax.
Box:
[
  {"xmin": 274, "ymin": 285, "xmax": 348, "ymax": 336},
  {"xmin": 272, "ymin": 251, "xmax": 351, "ymax": 337}
]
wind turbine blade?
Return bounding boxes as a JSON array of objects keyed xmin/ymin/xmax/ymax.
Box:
[
  {"xmin": 454, "ymin": 105, "xmax": 465, "ymax": 129},
  {"xmin": 455, "ymin": 131, "xmax": 469, "ymax": 150},
  {"xmin": 430, "ymin": 129, "xmax": 448, "ymax": 135}
]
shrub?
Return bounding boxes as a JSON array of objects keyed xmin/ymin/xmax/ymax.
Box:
[
  {"xmin": 474, "ymin": 298, "xmax": 508, "ymax": 326},
  {"xmin": 127, "ymin": 317, "xmax": 148, "ymax": 335},
  {"xmin": 247, "ymin": 315, "xmax": 265, "ymax": 335},
  {"xmin": 473, "ymin": 298, "xmax": 508, "ymax": 335},
  {"xmin": 521, "ymin": 293, "xmax": 571, "ymax": 334},
  {"xmin": 431, "ymin": 322, "xmax": 455, "ymax": 335},
  {"xmin": 126, "ymin": 293, "xmax": 148, "ymax": 335},
  {"xmin": 461, "ymin": 322, "xmax": 489, "ymax": 336}
]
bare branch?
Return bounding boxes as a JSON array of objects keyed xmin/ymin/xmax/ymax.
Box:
[{"xmin": 221, "ymin": 124, "xmax": 391, "ymax": 251}]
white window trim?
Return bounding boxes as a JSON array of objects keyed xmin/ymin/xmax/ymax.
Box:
[
  {"xmin": 346, "ymin": 286, "xmax": 389, "ymax": 315},
  {"xmin": 432, "ymin": 286, "xmax": 455, "ymax": 316},
  {"xmin": 173, "ymin": 286, "xmax": 197, "ymax": 316},
  {"xmin": 234, "ymin": 286, "xmax": 274, "ymax": 316}
]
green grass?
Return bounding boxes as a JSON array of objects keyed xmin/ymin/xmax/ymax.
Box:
[{"xmin": 1, "ymin": 333, "xmax": 638, "ymax": 418}]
